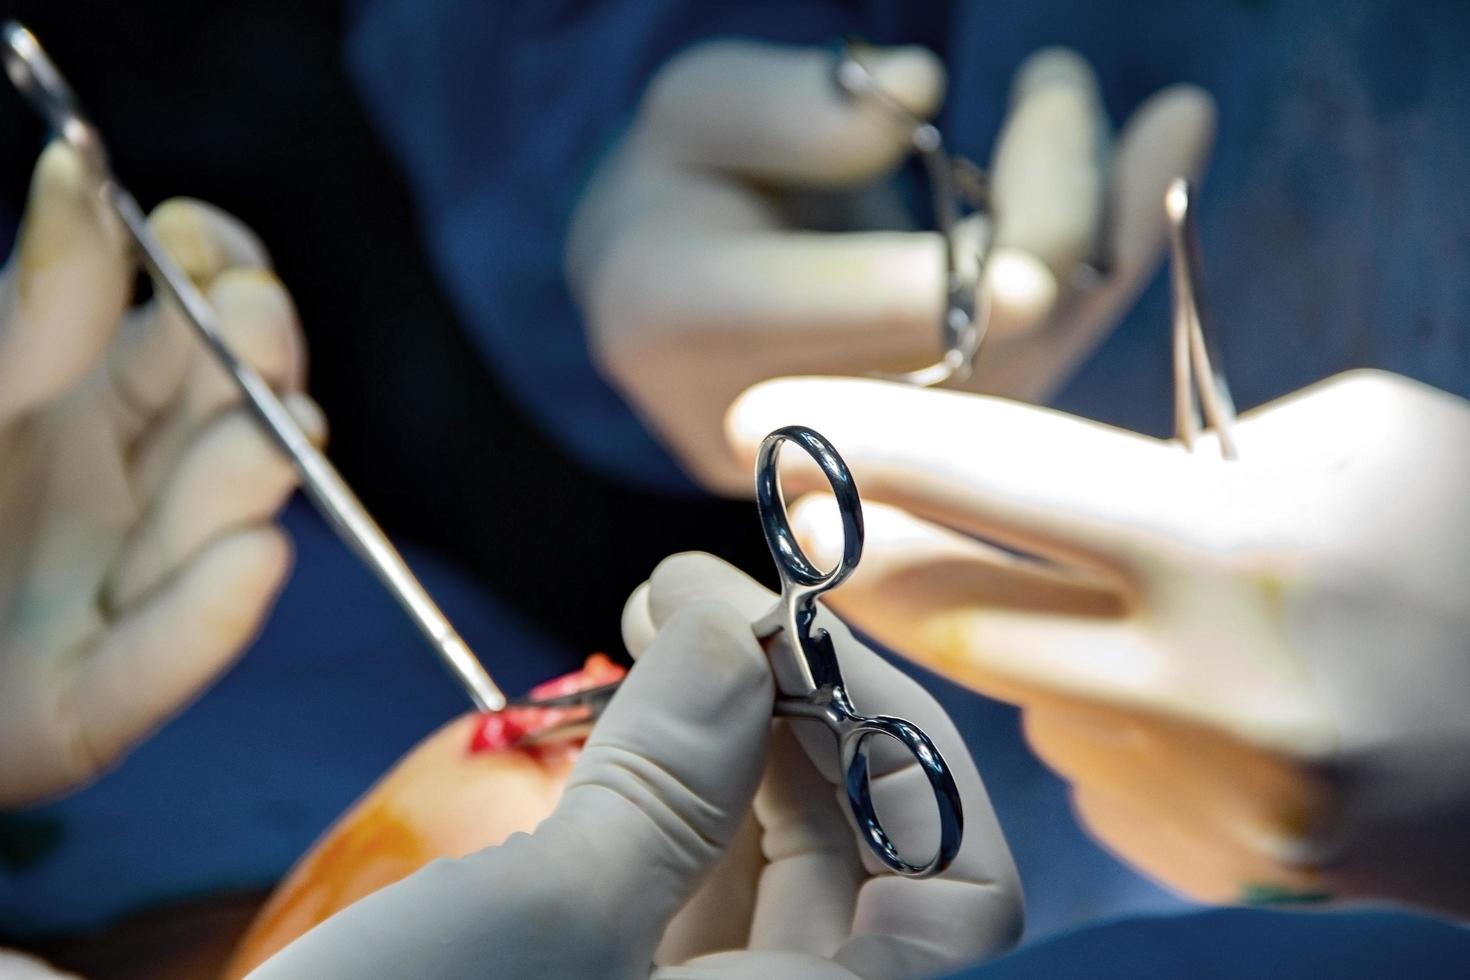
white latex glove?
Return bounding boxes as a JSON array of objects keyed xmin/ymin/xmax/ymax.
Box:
[
  {"xmin": 0, "ymin": 950, "xmax": 79, "ymax": 979},
  {"xmin": 251, "ymin": 553, "xmax": 1020, "ymax": 980},
  {"xmin": 0, "ymin": 143, "xmax": 322, "ymax": 806},
  {"xmin": 567, "ymin": 40, "xmax": 1215, "ymax": 493},
  {"xmin": 728, "ymin": 372, "xmax": 1470, "ymax": 919}
]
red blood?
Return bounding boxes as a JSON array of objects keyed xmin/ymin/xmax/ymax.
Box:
[{"xmin": 467, "ymin": 653, "xmax": 626, "ymax": 754}]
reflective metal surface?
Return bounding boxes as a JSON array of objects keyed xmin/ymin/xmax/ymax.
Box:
[
  {"xmin": 1166, "ymin": 177, "xmax": 1239, "ymax": 459},
  {"xmin": 752, "ymin": 426, "xmax": 962, "ymax": 878},
  {"xmin": 834, "ymin": 38, "xmax": 990, "ymax": 387}
]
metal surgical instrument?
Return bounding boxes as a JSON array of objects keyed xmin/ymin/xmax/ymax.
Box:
[
  {"xmin": 834, "ymin": 37, "xmax": 991, "ymax": 388},
  {"xmin": 1, "ymin": 21, "xmax": 508, "ymax": 712},
  {"xmin": 1165, "ymin": 177, "xmax": 1238, "ymax": 459},
  {"xmin": 525, "ymin": 426, "xmax": 966, "ymax": 878}
]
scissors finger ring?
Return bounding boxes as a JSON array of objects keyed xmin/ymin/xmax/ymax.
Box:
[{"xmin": 752, "ymin": 425, "xmax": 964, "ymax": 878}]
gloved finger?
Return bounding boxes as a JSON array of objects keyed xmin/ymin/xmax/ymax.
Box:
[
  {"xmin": 654, "ymin": 811, "xmax": 763, "ymax": 965},
  {"xmin": 646, "ymin": 553, "xmax": 1024, "ymax": 972},
  {"xmin": 147, "ymin": 197, "xmax": 271, "ymax": 282},
  {"xmin": 635, "ymin": 552, "xmax": 859, "ymax": 957},
  {"xmin": 641, "ymin": 40, "xmax": 944, "ymax": 185},
  {"xmin": 967, "ymin": 84, "xmax": 1216, "ymax": 402},
  {"xmin": 976, "ymin": 247, "xmax": 1060, "ymax": 345},
  {"xmin": 643, "ymin": 553, "xmax": 960, "ymax": 781},
  {"xmin": 1023, "ymin": 703, "xmax": 1333, "ymax": 866},
  {"xmin": 787, "ymin": 493, "xmax": 1164, "ymax": 711},
  {"xmin": 174, "ymin": 268, "xmax": 306, "ymax": 421},
  {"xmin": 68, "ymin": 525, "xmax": 290, "ymax": 782},
  {"xmin": 1037, "ymin": 85, "xmax": 1214, "ymax": 375},
  {"xmin": 0, "ymin": 141, "xmax": 129, "ymax": 423},
  {"xmin": 746, "ymin": 722, "xmax": 864, "ymax": 957},
  {"xmin": 103, "ymin": 394, "xmax": 324, "ymax": 612},
  {"xmin": 589, "ymin": 230, "xmax": 947, "ymax": 493},
  {"xmin": 989, "ymin": 48, "xmax": 1108, "ymax": 283},
  {"xmin": 105, "ymin": 199, "xmax": 272, "ymax": 443},
  {"xmin": 1106, "ymin": 84, "xmax": 1216, "ymax": 279},
  {"xmin": 538, "ymin": 599, "xmax": 774, "ymax": 963},
  {"xmin": 129, "ymin": 267, "xmax": 305, "ymax": 501},
  {"xmin": 793, "ymin": 492, "xmax": 1328, "ymax": 755},
  {"xmin": 727, "ymin": 376, "xmax": 1196, "ymax": 578},
  {"xmin": 620, "ymin": 580, "xmax": 657, "ymax": 658},
  {"xmin": 1071, "ymin": 786, "xmax": 1327, "ymax": 905}
]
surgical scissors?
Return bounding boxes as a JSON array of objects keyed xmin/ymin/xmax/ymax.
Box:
[
  {"xmin": 1, "ymin": 22, "xmax": 508, "ymax": 712},
  {"xmin": 751, "ymin": 425, "xmax": 963, "ymax": 877},
  {"xmin": 833, "ymin": 37, "xmax": 990, "ymax": 388},
  {"xmin": 526, "ymin": 426, "xmax": 965, "ymax": 878}
]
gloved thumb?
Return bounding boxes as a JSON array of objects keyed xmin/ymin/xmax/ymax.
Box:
[
  {"xmin": 247, "ymin": 601, "xmax": 774, "ymax": 980},
  {"xmin": 0, "ymin": 141, "xmax": 130, "ymax": 423},
  {"xmin": 534, "ymin": 599, "xmax": 772, "ymax": 972}
]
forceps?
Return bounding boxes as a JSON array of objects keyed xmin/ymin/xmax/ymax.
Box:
[
  {"xmin": 534, "ymin": 426, "xmax": 965, "ymax": 878},
  {"xmin": 1165, "ymin": 177, "xmax": 1238, "ymax": 459},
  {"xmin": 833, "ymin": 37, "xmax": 991, "ymax": 387},
  {"xmin": 1, "ymin": 22, "xmax": 508, "ymax": 713}
]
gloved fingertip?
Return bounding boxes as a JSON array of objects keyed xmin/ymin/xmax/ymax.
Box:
[
  {"xmin": 206, "ymin": 265, "xmax": 292, "ymax": 315},
  {"xmin": 1109, "ymin": 84, "xmax": 1218, "ymax": 271},
  {"xmin": 983, "ymin": 247, "xmax": 1060, "ymax": 340},
  {"xmin": 150, "ymin": 198, "xmax": 270, "ymax": 285},
  {"xmin": 0, "ymin": 141, "xmax": 132, "ymax": 420},
  {"xmin": 204, "ymin": 267, "xmax": 303, "ymax": 388},
  {"xmin": 17, "ymin": 141, "xmax": 121, "ymax": 275},
  {"xmin": 648, "ymin": 598, "xmax": 767, "ymax": 686},
  {"xmin": 283, "ymin": 391, "xmax": 327, "ymax": 446},
  {"xmin": 646, "ymin": 551, "xmax": 771, "ymax": 626},
  {"xmin": 620, "ymin": 580, "xmax": 656, "ymax": 659},
  {"xmin": 1010, "ymin": 46, "xmax": 1099, "ymax": 103},
  {"xmin": 199, "ymin": 523, "xmax": 294, "ymax": 606},
  {"xmin": 647, "ymin": 552, "xmax": 711, "ymax": 623},
  {"xmin": 724, "ymin": 376, "xmax": 832, "ymax": 467},
  {"xmin": 865, "ymin": 44, "xmax": 946, "ymax": 119},
  {"xmin": 1128, "ymin": 83, "xmax": 1218, "ymax": 153},
  {"xmin": 30, "ymin": 139, "xmax": 95, "ymax": 211},
  {"xmin": 149, "ymin": 199, "xmax": 225, "ymax": 283}
]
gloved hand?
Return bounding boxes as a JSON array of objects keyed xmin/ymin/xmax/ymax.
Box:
[
  {"xmin": 727, "ymin": 372, "xmax": 1470, "ymax": 919},
  {"xmin": 0, "ymin": 143, "xmax": 322, "ymax": 806},
  {"xmin": 251, "ymin": 553, "xmax": 1021, "ymax": 980},
  {"xmin": 567, "ymin": 39, "xmax": 1214, "ymax": 493}
]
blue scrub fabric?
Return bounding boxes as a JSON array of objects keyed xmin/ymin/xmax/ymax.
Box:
[
  {"xmin": 0, "ymin": 498, "xmax": 577, "ymax": 937},
  {"xmin": 344, "ymin": 0, "xmax": 1470, "ymax": 963},
  {"xmin": 948, "ymin": 907, "xmax": 1470, "ymax": 979}
]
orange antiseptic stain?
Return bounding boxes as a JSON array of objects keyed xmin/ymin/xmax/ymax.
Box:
[
  {"xmin": 223, "ymin": 654, "xmax": 626, "ymax": 979},
  {"xmin": 228, "ymin": 799, "xmax": 427, "ymax": 974}
]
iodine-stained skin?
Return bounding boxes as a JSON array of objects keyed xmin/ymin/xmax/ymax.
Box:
[{"xmin": 223, "ymin": 655, "xmax": 626, "ymax": 978}]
